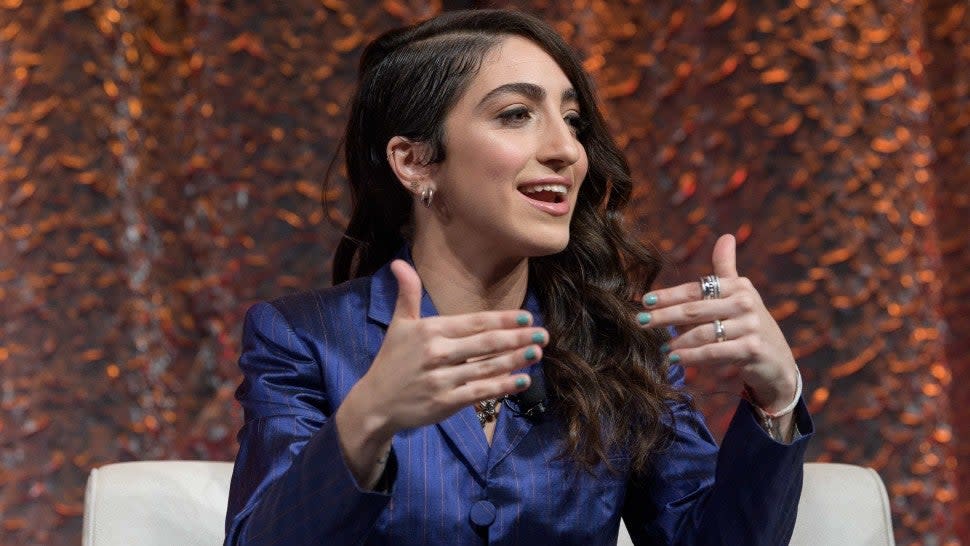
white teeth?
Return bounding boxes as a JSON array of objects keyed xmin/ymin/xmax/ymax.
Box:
[{"xmin": 520, "ymin": 184, "xmax": 568, "ymax": 194}]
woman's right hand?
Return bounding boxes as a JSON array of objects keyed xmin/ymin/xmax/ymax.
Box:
[{"xmin": 334, "ymin": 259, "xmax": 545, "ymax": 487}]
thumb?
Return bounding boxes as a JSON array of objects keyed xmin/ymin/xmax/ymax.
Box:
[
  {"xmin": 712, "ymin": 234, "xmax": 739, "ymax": 279},
  {"xmin": 390, "ymin": 259, "xmax": 423, "ymax": 320}
]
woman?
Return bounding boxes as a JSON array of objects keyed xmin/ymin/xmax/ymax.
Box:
[{"xmin": 225, "ymin": 9, "xmax": 812, "ymax": 545}]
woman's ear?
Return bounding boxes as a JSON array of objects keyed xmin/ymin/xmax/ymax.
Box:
[{"xmin": 386, "ymin": 136, "xmax": 435, "ymax": 196}]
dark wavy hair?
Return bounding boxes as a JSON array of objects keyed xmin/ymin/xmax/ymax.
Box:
[{"xmin": 331, "ymin": 9, "xmax": 688, "ymax": 476}]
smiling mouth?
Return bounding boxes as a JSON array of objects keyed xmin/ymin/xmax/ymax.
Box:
[{"xmin": 518, "ymin": 184, "xmax": 568, "ymax": 203}]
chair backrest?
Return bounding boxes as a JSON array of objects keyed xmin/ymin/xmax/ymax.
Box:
[
  {"xmin": 83, "ymin": 461, "xmax": 894, "ymax": 546},
  {"xmin": 617, "ymin": 462, "xmax": 896, "ymax": 546},
  {"xmin": 83, "ymin": 461, "xmax": 233, "ymax": 546},
  {"xmin": 789, "ymin": 463, "xmax": 896, "ymax": 546}
]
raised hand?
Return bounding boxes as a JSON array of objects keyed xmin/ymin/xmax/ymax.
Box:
[
  {"xmin": 637, "ymin": 234, "xmax": 799, "ymax": 414},
  {"xmin": 335, "ymin": 260, "xmax": 545, "ymax": 487},
  {"xmin": 355, "ymin": 259, "xmax": 543, "ymax": 432}
]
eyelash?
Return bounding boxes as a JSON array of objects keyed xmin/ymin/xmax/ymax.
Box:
[
  {"xmin": 497, "ymin": 107, "xmax": 587, "ymax": 135},
  {"xmin": 497, "ymin": 107, "xmax": 531, "ymax": 124}
]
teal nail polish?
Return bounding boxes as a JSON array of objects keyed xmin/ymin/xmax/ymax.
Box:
[
  {"xmin": 643, "ymin": 293, "xmax": 658, "ymax": 306},
  {"xmin": 660, "ymin": 343, "xmax": 670, "ymax": 354},
  {"xmin": 669, "ymin": 354, "xmax": 681, "ymax": 364},
  {"xmin": 637, "ymin": 312, "xmax": 652, "ymax": 325},
  {"xmin": 532, "ymin": 332, "xmax": 545, "ymax": 344},
  {"xmin": 516, "ymin": 313, "xmax": 529, "ymax": 326},
  {"xmin": 524, "ymin": 347, "xmax": 537, "ymax": 361},
  {"xmin": 515, "ymin": 377, "xmax": 528, "ymax": 389}
]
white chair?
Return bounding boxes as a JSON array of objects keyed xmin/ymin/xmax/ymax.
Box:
[
  {"xmin": 788, "ymin": 464, "xmax": 896, "ymax": 546},
  {"xmin": 83, "ymin": 461, "xmax": 894, "ymax": 545},
  {"xmin": 83, "ymin": 461, "xmax": 230, "ymax": 546}
]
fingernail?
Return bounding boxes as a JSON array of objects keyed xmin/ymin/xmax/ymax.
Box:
[
  {"xmin": 637, "ymin": 312, "xmax": 652, "ymax": 325},
  {"xmin": 515, "ymin": 377, "xmax": 529, "ymax": 389},
  {"xmin": 532, "ymin": 332, "xmax": 545, "ymax": 344},
  {"xmin": 669, "ymin": 354, "xmax": 681, "ymax": 364},
  {"xmin": 524, "ymin": 347, "xmax": 537, "ymax": 361},
  {"xmin": 660, "ymin": 343, "xmax": 670, "ymax": 354},
  {"xmin": 643, "ymin": 293, "xmax": 658, "ymax": 306},
  {"xmin": 516, "ymin": 313, "xmax": 530, "ymax": 326}
]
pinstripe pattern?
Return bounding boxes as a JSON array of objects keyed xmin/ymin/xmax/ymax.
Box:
[{"xmin": 224, "ymin": 248, "xmax": 813, "ymax": 545}]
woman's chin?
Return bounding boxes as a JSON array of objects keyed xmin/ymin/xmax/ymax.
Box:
[{"xmin": 520, "ymin": 232, "xmax": 570, "ymax": 257}]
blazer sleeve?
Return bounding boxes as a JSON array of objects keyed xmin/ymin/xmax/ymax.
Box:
[
  {"xmin": 224, "ymin": 301, "xmax": 394, "ymax": 546},
  {"xmin": 622, "ymin": 364, "xmax": 814, "ymax": 546}
]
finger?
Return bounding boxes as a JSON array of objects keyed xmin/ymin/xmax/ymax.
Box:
[
  {"xmin": 424, "ymin": 327, "xmax": 548, "ymax": 369},
  {"xmin": 441, "ymin": 345, "xmax": 543, "ymax": 386},
  {"xmin": 425, "ymin": 309, "xmax": 534, "ymax": 338},
  {"xmin": 669, "ymin": 337, "xmax": 757, "ymax": 367},
  {"xmin": 666, "ymin": 316, "xmax": 755, "ymax": 351},
  {"xmin": 712, "ymin": 233, "xmax": 738, "ymax": 279},
  {"xmin": 636, "ymin": 298, "xmax": 739, "ymax": 329},
  {"xmin": 390, "ymin": 260, "xmax": 423, "ymax": 321},
  {"xmin": 445, "ymin": 373, "xmax": 532, "ymax": 408},
  {"xmin": 641, "ymin": 277, "xmax": 746, "ymax": 309}
]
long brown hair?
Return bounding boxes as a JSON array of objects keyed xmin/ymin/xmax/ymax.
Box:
[{"xmin": 332, "ymin": 9, "xmax": 688, "ymax": 476}]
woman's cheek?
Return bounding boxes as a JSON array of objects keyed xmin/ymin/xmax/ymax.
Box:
[{"xmin": 481, "ymin": 137, "xmax": 532, "ymax": 178}]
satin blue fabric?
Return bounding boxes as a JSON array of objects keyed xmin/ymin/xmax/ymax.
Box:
[{"xmin": 225, "ymin": 249, "xmax": 814, "ymax": 545}]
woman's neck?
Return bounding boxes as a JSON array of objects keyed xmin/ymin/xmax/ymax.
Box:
[{"xmin": 410, "ymin": 234, "xmax": 529, "ymax": 317}]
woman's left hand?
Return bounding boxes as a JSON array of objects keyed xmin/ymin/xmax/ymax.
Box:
[{"xmin": 638, "ymin": 234, "xmax": 799, "ymax": 413}]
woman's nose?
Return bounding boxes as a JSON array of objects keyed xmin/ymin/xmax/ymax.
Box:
[{"xmin": 537, "ymin": 116, "xmax": 582, "ymax": 169}]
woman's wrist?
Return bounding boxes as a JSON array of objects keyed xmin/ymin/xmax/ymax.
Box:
[
  {"xmin": 346, "ymin": 377, "xmax": 397, "ymax": 442},
  {"xmin": 744, "ymin": 364, "xmax": 800, "ymax": 415},
  {"xmin": 334, "ymin": 381, "xmax": 396, "ymax": 489},
  {"xmin": 743, "ymin": 365, "xmax": 802, "ymax": 443}
]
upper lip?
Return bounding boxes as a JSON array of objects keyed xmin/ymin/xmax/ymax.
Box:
[{"xmin": 517, "ymin": 176, "xmax": 573, "ymax": 190}]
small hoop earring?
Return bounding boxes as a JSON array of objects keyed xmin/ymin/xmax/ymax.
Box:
[{"xmin": 420, "ymin": 186, "xmax": 435, "ymax": 208}]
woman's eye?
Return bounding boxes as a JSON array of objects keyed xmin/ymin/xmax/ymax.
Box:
[
  {"xmin": 565, "ymin": 114, "xmax": 587, "ymax": 135},
  {"xmin": 498, "ymin": 107, "xmax": 532, "ymax": 124}
]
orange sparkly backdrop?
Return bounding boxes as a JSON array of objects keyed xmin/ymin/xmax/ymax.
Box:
[{"xmin": 0, "ymin": 1, "xmax": 967, "ymax": 544}]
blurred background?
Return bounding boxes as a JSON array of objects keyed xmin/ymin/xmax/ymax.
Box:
[{"xmin": 0, "ymin": 1, "xmax": 967, "ymax": 544}]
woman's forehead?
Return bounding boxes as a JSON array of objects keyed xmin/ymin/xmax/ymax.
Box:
[{"xmin": 461, "ymin": 36, "xmax": 575, "ymax": 106}]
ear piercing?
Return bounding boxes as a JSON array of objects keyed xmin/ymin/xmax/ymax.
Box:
[{"xmin": 420, "ymin": 186, "xmax": 435, "ymax": 208}]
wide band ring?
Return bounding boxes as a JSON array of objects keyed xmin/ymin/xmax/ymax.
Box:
[
  {"xmin": 700, "ymin": 275, "xmax": 721, "ymax": 300},
  {"xmin": 713, "ymin": 319, "xmax": 727, "ymax": 342}
]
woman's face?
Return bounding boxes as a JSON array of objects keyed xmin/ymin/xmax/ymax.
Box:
[{"xmin": 428, "ymin": 35, "xmax": 589, "ymax": 260}]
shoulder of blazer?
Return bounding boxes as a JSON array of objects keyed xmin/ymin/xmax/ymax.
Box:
[{"xmin": 261, "ymin": 275, "xmax": 374, "ymax": 333}]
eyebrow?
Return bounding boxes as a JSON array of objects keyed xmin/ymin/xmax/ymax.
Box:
[{"xmin": 475, "ymin": 82, "xmax": 578, "ymax": 110}]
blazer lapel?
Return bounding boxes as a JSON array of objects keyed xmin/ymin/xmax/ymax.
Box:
[
  {"xmin": 486, "ymin": 289, "xmax": 544, "ymax": 473},
  {"xmin": 485, "ymin": 366, "xmax": 541, "ymax": 473},
  {"xmin": 367, "ymin": 248, "xmax": 490, "ymax": 480},
  {"xmin": 436, "ymin": 408, "xmax": 490, "ymax": 480}
]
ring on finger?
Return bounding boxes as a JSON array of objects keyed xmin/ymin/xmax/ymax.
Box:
[
  {"xmin": 700, "ymin": 275, "xmax": 721, "ymax": 300},
  {"xmin": 713, "ymin": 319, "xmax": 727, "ymax": 342}
]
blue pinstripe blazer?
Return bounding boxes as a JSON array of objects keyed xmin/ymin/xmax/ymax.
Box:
[{"xmin": 225, "ymin": 249, "xmax": 813, "ymax": 545}]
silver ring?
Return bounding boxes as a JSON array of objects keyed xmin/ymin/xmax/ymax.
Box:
[
  {"xmin": 700, "ymin": 275, "xmax": 721, "ymax": 300},
  {"xmin": 713, "ymin": 319, "xmax": 726, "ymax": 342}
]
